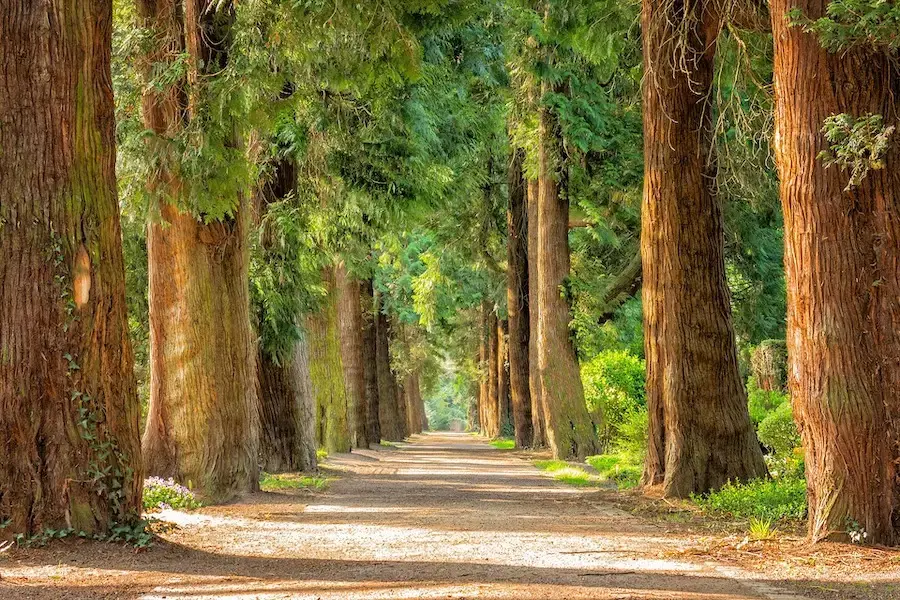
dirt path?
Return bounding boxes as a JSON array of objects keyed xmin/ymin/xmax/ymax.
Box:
[{"xmin": 1, "ymin": 432, "xmax": 809, "ymax": 599}]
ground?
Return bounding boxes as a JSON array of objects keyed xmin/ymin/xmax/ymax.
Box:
[{"xmin": 2, "ymin": 432, "xmax": 899, "ymax": 599}]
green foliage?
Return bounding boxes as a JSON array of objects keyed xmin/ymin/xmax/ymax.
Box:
[
  {"xmin": 789, "ymin": 1, "xmax": 900, "ymax": 52},
  {"xmin": 259, "ymin": 473, "xmax": 330, "ymax": 492},
  {"xmin": 818, "ymin": 113, "xmax": 895, "ymax": 190},
  {"xmin": 586, "ymin": 453, "xmax": 641, "ymax": 489},
  {"xmin": 581, "ymin": 350, "xmax": 645, "ymax": 451},
  {"xmin": 143, "ymin": 477, "xmax": 202, "ymax": 512},
  {"xmin": 694, "ymin": 477, "xmax": 807, "ymax": 522}
]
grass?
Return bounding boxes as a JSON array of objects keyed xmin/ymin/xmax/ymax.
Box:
[
  {"xmin": 489, "ymin": 438, "xmax": 515, "ymax": 450},
  {"xmin": 259, "ymin": 472, "xmax": 331, "ymax": 492},
  {"xmin": 586, "ymin": 453, "xmax": 642, "ymax": 489},
  {"xmin": 534, "ymin": 460, "xmax": 603, "ymax": 487}
]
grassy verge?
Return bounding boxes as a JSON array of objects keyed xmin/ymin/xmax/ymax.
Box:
[{"xmin": 259, "ymin": 472, "xmax": 331, "ymax": 492}]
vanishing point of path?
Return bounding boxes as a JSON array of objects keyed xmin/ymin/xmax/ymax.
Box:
[{"xmin": 2, "ymin": 432, "xmax": 807, "ymax": 599}]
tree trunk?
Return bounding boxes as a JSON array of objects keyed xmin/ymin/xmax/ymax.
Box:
[
  {"xmin": 307, "ymin": 267, "xmax": 351, "ymax": 454},
  {"xmin": 0, "ymin": 0, "xmax": 143, "ymax": 535},
  {"xmin": 497, "ymin": 319, "xmax": 512, "ymax": 436},
  {"xmin": 536, "ymin": 82, "xmax": 599, "ymax": 460},
  {"xmin": 527, "ymin": 178, "xmax": 546, "ymax": 448},
  {"xmin": 770, "ymin": 0, "xmax": 900, "ymax": 544},
  {"xmin": 375, "ymin": 295, "xmax": 406, "ymax": 440},
  {"xmin": 360, "ymin": 279, "xmax": 381, "ymax": 444},
  {"xmin": 336, "ymin": 264, "xmax": 369, "ymax": 449},
  {"xmin": 640, "ymin": 0, "xmax": 766, "ymax": 497},
  {"xmin": 507, "ymin": 148, "xmax": 534, "ymax": 448},
  {"xmin": 257, "ymin": 339, "xmax": 317, "ymax": 472}
]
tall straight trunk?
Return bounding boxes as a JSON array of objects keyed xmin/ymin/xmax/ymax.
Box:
[
  {"xmin": 336, "ymin": 264, "xmax": 369, "ymax": 449},
  {"xmin": 770, "ymin": 0, "xmax": 900, "ymax": 544},
  {"xmin": 360, "ymin": 280, "xmax": 381, "ymax": 444},
  {"xmin": 507, "ymin": 148, "xmax": 534, "ymax": 447},
  {"xmin": 257, "ymin": 339, "xmax": 317, "ymax": 472},
  {"xmin": 0, "ymin": 0, "xmax": 142, "ymax": 535},
  {"xmin": 527, "ymin": 178, "xmax": 546, "ymax": 448},
  {"xmin": 640, "ymin": 0, "xmax": 766, "ymax": 497},
  {"xmin": 486, "ymin": 310, "xmax": 500, "ymax": 438},
  {"xmin": 537, "ymin": 82, "xmax": 598, "ymax": 460},
  {"xmin": 138, "ymin": 0, "xmax": 258, "ymax": 503},
  {"xmin": 375, "ymin": 295, "xmax": 406, "ymax": 440},
  {"xmin": 498, "ymin": 319, "xmax": 512, "ymax": 436},
  {"xmin": 255, "ymin": 158, "xmax": 317, "ymax": 473},
  {"xmin": 307, "ymin": 267, "xmax": 351, "ymax": 454}
]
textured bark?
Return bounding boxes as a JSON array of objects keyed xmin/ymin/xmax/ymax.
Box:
[
  {"xmin": 640, "ymin": 0, "xmax": 766, "ymax": 497},
  {"xmin": 0, "ymin": 0, "xmax": 142, "ymax": 535},
  {"xmin": 527, "ymin": 179, "xmax": 546, "ymax": 448},
  {"xmin": 360, "ymin": 280, "xmax": 381, "ymax": 444},
  {"xmin": 770, "ymin": 0, "xmax": 900, "ymax": 544},
  {"xmin": 257, "ymin": 339, "xmax": 317, "ymax": 473},
  {"xmin": 307, "ymin": 268, "xmax": 351, "ymax": 454},
  {"xmin": 537, "ymin": 82, "xmax": 599, "ymax": 460},
  {"xmin": 497, "ymin": 319, "xmax": 512, "ymax": 436},
  {"xmin": 507, "ymin": 149, "xmax": 534, "ymax": 448},
  {"xmin": 336, "ymin": 264, "xmax": 369, "ymax": 449},
  {"xmin": 375, "ymin": 295, "xmax": 406, "ymax": 440}
]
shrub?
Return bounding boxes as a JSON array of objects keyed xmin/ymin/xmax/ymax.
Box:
[
  {"xmin": 143, "ymin": 477, "xmax": 201, "ymax": 512},
  {"xmin": 581, "ymin": 350, "xmax": 645, "ymax": 451},
  {"xmin": 694, "ymin": 477, "xmax": 807, "ymax": 522}
]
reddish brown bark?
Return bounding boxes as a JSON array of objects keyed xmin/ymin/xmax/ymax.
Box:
[
  {"xmin": 527, "ymin": 178, "xmax": 546, "ymax": 448},
  {"xmin": 507, "ymin": 148, "xmax": 534, "ymax": 447},
  {"xmin": 139, "ymin": 0, "xmax": 258, "ymax": 503},
  {"xmin": 360, "ymin": 279, "xmax": 381, "ymax": 444},
  {"xmin": 537, "ymin": 82, "xmax": 599, "ymax": 460},
  {"xmin": 336, "ymin": 264, "xmax": 370, "ymax": 449},
  {"xmin": 770, "ymin": 0, "xmax": 900, "ymax": 544},
  {"xmin": 0, "ymin": 0, "xmax": 143, "ymax": 535},
  {"xmin": 640, "ymin": 0, "xmax": 766, "ymax": 497}
]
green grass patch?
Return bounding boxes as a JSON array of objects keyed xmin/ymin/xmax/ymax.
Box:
[
  {"xmin": 693, "ymin": 477, "xmax": 807, "ymax": 522},
  {"xmin": 489, "ymin": 438, "xmax": 515, "ymax": 450},
  {"xmin": 259, "ymin": 472, "xmax": 330, "ymax": 492},
  {"xmin": 534, "ymin": 460, "xmax": 602, "ymax": 487},
  {"xmin": 586, "ymin": 453, "xmax": 642, "ymax": 489}
]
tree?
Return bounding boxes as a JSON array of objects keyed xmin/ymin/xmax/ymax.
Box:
[
  {"xmin": 138, "ymin": 0, "xmax": 259, "ymax": 503},
  {"xmin": 639, "ymin": 0, "xmax": 766, "ymax": 496},
  {"xmin": 769, "ymin": 0, "xmax": 900, "ymax": 543},
  {"xmin": 507, "ymin": 148, "xmax": 534, "ymax": 447},
  {"xmin": 337, "ymin": 264, "xmax": 370, "ymax": 449},
  {"xmin": 0, "ymin": 0, "xmax": 142, "ymax": 534},
  {"xmin": 536, "ymin": 79, "xmax": 599, "ymax": 460}
]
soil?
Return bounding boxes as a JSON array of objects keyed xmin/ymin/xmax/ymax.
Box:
[{"xmin": 2, "ymin": 431, "xmax": 898, "ymax": 599}]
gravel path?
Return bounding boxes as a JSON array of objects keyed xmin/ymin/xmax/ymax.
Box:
[{"xmin": 0, "ymin": 431, "xmax": 808, "ymax": 599}]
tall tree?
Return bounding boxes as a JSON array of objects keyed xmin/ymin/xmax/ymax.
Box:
[
  {"xmin": 769, "ymin": 0, "xmax": 900, "ymax": 543},
  {"xmin": 0, "ymin": 0, "xmax": 142, "ymax": 534},
  {"xmin": 336, "ymin": 263, "xmax": 370, "ymax": 449},
  {"xmin": 536, "ymin": 79, "xmax": 599, "ymax": 460},
  {"xmin": 507, "ymin": 148, "xmax": 534, "ymax": 447},
  {"xmin": 640, "ymin": 0, "xmax": 766, "ymax": 496}
]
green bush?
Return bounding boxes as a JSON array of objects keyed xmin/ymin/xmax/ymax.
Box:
[
  {"xmin": 581, "ymin": 350, "xmax": 645, "ymax": 451},
  {"xmin": 694, "ymin": 477, "xmax": 807, "ymax": 522}
]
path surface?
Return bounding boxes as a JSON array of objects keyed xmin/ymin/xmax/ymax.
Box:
[{"xmin": 1, "ymin": 432, "xmax": 806, "ymax": 599}]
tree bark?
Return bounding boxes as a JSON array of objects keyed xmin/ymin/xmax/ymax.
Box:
[
  {"xmin": 527, "ymin": 179, "xmax": 546, "ymax": 448},
  {"xmin": 537, "ymin": 82, "xmax": 599, "ymax": 460},
  {"xmin": 770, "ymin": 0, "xmax": 900, "ymax": 544},
  {"xmin": 507, "ymin": 148, "xmax": 534, "ymax": 447},
  {"xmin": 360, "ymin": 279, "xmax": 381, "ymax": 444},
  {"xmin": 307, "ymin": 267, "xmax": 351, "ymax": 454},
  {"xmin": 375, "ymin": 295, "xmax": 406, "ymax": 440},
  {"xmin": 0, "ymin": 0, "xmax": 143, "ymax": 535},
  {"xmin": 257, "ymin": 339, "xmax": 317, "ymax": 472},
  {"xmin": 336, "ymin": 264, "xmax": 369, "ymax": 449},
  {"xmin": 640, "ymin": 0, "xmax": 766, "ymax": 497}
]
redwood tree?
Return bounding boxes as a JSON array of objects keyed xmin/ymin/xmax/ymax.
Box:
[
  {"xmin": 507, "ymin": 148, "xmax": 534, "ymax": 447},
  {"xmin": 0, "ymin": 0, "xmax": 142, "ymax": 534},
  {"xmin": 640, "ymin": 0, "xmax": 766, "ymax": 496},
  {"xmin": 139, "ymin": 0, "xmax": 258, "ymax": 503},
  {"xmin": 769, "ymin": 0, "xmax": 900, "ymax": 543}
]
